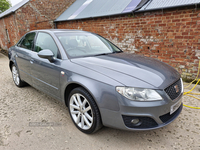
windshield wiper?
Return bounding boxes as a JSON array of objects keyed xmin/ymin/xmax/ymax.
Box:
[
  {"xmin": 93, "ymin": 51, "xmax": 123, "ymax": 56},
  {"xmin": 93, "ymin": 53, "xmax": 111, "ymax": 56},
  {"xmin": 112, "ymin": 51, "xmax": 123, "ymax": 53}
]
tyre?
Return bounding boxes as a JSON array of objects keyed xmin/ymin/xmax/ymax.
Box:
[
  {"xmin": 12, "ymin": 64, "xmax": 26, "ymax": 87},
  {"xmin": 68, "ymin": 87, "xmax": 102, "ymax": 134}
]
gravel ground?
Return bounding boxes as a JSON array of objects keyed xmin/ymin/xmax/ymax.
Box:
[{"xmin": 0, "ymin": 53, "xmax": 200, "ymax": 150}]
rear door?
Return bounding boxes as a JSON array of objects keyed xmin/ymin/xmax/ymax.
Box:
[
  {"xmin": 31, "ymin": 32, "xmax": 62, "ymax": 99},
  {"xmin": 15, "ymin": 32, "xmax": 36, "ymax": 85}
]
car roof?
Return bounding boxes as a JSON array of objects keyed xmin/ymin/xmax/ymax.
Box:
[{"xmin": 31, "ymin": 29, "xmax": 90, "ymax": 34}]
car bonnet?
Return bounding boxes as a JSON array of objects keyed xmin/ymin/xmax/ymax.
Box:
[{"xmin": 71, "ymin": 53, "xmax": 180, "ymax": 89}]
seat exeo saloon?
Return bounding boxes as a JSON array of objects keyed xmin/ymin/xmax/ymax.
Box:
[{"xmin": 8, "ymin": 29, "xmax": 183, "ymax": 134}]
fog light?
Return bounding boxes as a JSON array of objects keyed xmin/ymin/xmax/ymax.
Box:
[
  {"xmin": 131, "ymin": 118, "xmax": 141, "ymax": 126},
  {"xmin": 131, "ymin": 119, "xmax": 139, "ymax": 124}
]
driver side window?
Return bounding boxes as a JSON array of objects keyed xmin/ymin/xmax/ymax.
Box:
[{"xmin": 34, "ymin": 32, "xmax": 61, "ymax": 59}]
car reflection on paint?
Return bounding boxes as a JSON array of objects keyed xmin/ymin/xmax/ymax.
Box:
[{"xmin": 8, "ymin": 29, "xmax": 183, "ymax": 134}]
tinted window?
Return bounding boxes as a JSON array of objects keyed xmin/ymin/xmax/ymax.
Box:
[
  {"xmin": 35, "ymin": 32, "xmax": 60, "ymax": 59},
  {"xmin": 20, "ymin": 32, "xmax": 36, "ymax": 50}
]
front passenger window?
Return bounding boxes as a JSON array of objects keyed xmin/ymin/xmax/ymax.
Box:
[{"xmin": 35, "ymin": 32, "xmax": 61, "ymax": 59}]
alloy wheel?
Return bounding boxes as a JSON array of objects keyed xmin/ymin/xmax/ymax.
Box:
[
  {"xmin": 69, "ymin": 93, "xmax": 93, "ymax": 130},
  {"xmin": 12, "ymin": 65, "xmax": 20, "ymax": 86}
]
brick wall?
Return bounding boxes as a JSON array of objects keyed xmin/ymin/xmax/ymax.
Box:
[
  {"xmin": 0, "ymin": 0, "xmax": 76, "ymax": 50},
  {"xmin": 0, "ymin": 14, "xmax": 18, "ymax": 49},
  {"xmin": 56, "ymin": 7, "xmax": 200, "ymax": 79}
]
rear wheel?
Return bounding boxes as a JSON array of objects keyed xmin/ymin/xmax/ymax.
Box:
[
  {"xmin": 68, "ymin": 87, "xmax": 102, "ymax": 134},
  {"xmin": 12, "ymin": 64, "xmax": 26, "ymax": 87}
]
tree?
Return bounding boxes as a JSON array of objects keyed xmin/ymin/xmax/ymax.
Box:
[{"xmin": 0, "ymin": 0, "xmax": 11, "ymax": 14}]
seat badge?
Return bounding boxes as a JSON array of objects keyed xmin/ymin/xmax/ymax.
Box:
[{"xmin": 174, "ymin": 85, "xmax": 179, "ymax": 93}]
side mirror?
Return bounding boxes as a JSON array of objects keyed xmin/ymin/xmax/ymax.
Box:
[{"xmin": 38, "ymin": 49, "xmax": 55, "ymax": 62}]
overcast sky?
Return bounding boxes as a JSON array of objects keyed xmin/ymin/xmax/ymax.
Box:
[{"xmin": 10, "ymin": 0, "xmax": 23, "ymax": 6}]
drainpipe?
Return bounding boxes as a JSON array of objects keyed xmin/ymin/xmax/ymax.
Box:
[{"xmin": 54, "ymin": 22, "xmax": 57, "ymax": 29}]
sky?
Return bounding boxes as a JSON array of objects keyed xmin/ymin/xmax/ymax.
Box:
[{"xmin": 10, "ymin": 0, "xmax": 23, "ymax": 6}]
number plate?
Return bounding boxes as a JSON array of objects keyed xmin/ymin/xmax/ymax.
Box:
[{"xmin": 170, "ymin": 99, "xmax": 182, "ymax": 115}]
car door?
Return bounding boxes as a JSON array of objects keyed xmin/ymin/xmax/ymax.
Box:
[
  {"xmin": 31, "ymin": 32, "xmax": 62, "ymax": 99},
  {"xmin": 15, "ymin": 32, "xmax": 36, "ymax": 85}
]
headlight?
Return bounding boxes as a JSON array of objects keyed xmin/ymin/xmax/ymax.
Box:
[{"xmin": 116, "ymin": 87, "xmax": 163, "ymax": 101}]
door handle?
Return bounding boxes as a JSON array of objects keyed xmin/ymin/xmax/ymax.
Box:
[{"xmin": 30, "ymin": 59, "xmax": 34, "ymax": 64}]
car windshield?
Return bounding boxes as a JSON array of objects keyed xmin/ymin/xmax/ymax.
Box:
[{"xmin": 56, "ymin": 32, "xmax": 122, "ymax": 58}]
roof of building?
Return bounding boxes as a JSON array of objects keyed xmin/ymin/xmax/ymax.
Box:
[
  {"xmin": 140, "ymin": 0, "xmax": 200, "ymax": 11},
  {"xmin": 55, "ymin": 0, "xmax": 149, "ymax": 22},
  {"xmin": 0, "ymin": 0, "xmax": 29, "ymax": 19},
  {"xmin": 55, "ymin": 0, "xmax": 200, "ymax": 22}
]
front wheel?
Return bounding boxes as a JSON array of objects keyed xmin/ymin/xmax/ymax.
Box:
[
  {"xmin": 68, "ymin": 87, "xmax": 102, "ymax": 134},
  {"xmin": 12, "ymin": 64, "xmax": 26, "ymax": 87}
]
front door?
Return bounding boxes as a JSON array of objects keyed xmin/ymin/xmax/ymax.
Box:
[{"xmin": 31, "ymin": 32, "xmax": 62, "ymax": 99}]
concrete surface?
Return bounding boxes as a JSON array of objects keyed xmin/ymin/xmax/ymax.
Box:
[{"xmin": 0, "ymin": 53, "xmax": 200, "ymax": 150}]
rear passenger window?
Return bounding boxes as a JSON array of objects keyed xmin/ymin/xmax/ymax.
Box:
[
  {"xmin": 34, "ymin": 32, "xmax": 61, "ymax": 59},
  {"xmin": 19, "ymin": 32, "xmax": 36, "ymax": 50}
]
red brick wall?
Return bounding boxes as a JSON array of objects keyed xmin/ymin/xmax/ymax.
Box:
[
  {"xmin": 0, "ymin": 14, "xmax": 19, "ymax": 50},
  {"xmin": 15, "ymin": 0, "xmax": 76, "ymax": 36},
  {"xmin": 30, "ymin": 0, "xmax": 75, "ymax": 20},
  {"xmin": 0, "ymin": 0, "xmax": 76, "ymax": 50},
  {"xmin": 57, "ymin": 7, "xmax": 200, "ymax": 79},
  {"xmin": 0, "ymin": 19, "xmax": 8, "ymax": 50}
]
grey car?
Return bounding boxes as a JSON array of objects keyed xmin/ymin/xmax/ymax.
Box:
[{"xmin": 8, "ymin": 29, "xmax": 183, "ymax": 134}]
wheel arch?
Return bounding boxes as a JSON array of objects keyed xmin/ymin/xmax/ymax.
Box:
[{"xmin": 64, "ymin": 82, "xmax": 97, "ymax": 108}]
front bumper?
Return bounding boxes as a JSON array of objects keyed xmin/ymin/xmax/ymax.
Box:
[
  {"xmin": 122, "ymin": 103, "xmax": 182, "ymax": 129},
  {"xmin": 100, "ymin": 88, "xmax": 183, "ymax": 131}
]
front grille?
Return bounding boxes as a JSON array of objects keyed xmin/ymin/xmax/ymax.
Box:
[
  {"xmin": 159, "ymin": 104, "xmax": 183, "ymax": 123},
  {"xmin": 164, "ymin": 79, "xmax": 182, "ymax": 100},
  {"xmin": 122, "ymin": 116, "xmax": 158, "ymax": 129}
]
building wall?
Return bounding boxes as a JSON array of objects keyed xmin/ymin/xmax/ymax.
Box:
[
  {"xmin": 56, "ymin": 7, "xmax": 200, "ymax": 79},
  {"xmin": 0, "ymin": 14, "xmax": 19, "ymax": 50},
  {"xmin": 0, "ymin": 0, "xmax": 76, "ymax": 50}
]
